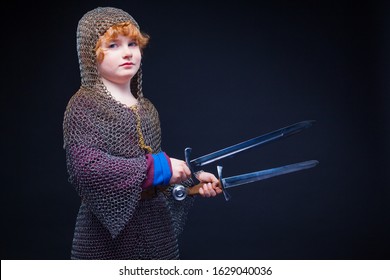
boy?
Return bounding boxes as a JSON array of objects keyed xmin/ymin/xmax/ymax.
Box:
[{"xmin": 63, "ymin": 6, "xmax": 221, "ymax": 259}]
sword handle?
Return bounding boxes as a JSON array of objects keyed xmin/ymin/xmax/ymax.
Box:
[
  {"xmin": 187, "ymin": 180, "xmax": 230, "ymax": 202},
  {"xmin": 171, "ymin": 165, "xmax": 231, "ymax": 201},
  {"xmin": 171, "ymin": 182, "xmax": 219, "ymax": 200},
  {"xmin": 187, "ymin": 183, "xmax": 208, "ymax": 196}
]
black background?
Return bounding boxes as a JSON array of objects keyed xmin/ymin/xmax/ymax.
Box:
[{"xmin": 2, "ymin": 0, "xmax": 389, "ymax": 260}]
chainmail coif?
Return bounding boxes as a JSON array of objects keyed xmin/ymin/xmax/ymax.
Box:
[{"xmin": 63, "ymin": 7, "xmax": 194, "ymax": 259}]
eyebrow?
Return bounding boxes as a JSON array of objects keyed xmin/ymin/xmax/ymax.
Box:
[{"xmin": 107, "ymin": 37, "xmax": 135, "ymax": 43}]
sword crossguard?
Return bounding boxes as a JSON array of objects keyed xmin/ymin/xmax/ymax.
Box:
[
  {"xmin": 184, "ymin": 147, "xmax": 195, "ymax": 174},
  {"xmin": 171, "ymin": 148, "xmax": 194, "ymax": 201},
  {"xmin": 184, "ymin": 147, "xmax": 231, "ymax": 201},
  {"xmin": 172, "ymin": 147, "xmax": 219, "ymax": 201},
  {"xmin": 171, "ymin": 166, "xmax": 231, "ymax": 201},
  {"xmin": 174, "ymin": 121, "xmax": 319, "ymax": 202},
  {"xmin": 217, "ymin": 165, "xmax": 231, "ymax": 201},
  {"xmin": 185, "ymin": 147, "xmax": 201, "ymax": 185},
  {"xmin": 171, "ymin": 147, "xmax": 230, "ymax": 201}
]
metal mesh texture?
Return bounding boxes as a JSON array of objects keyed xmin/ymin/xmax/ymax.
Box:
[{"xmin": 63, "ymin": 7, "xmax": 194, "ymax": 260}]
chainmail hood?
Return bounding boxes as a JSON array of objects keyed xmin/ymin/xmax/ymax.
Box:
[
  {"xmin": 77, "ymin": 6, "xmax": 143, "ymax": 98},
  {"xmin": 63, "ymin": 6, "xmax": 194, "ymax": 259}
]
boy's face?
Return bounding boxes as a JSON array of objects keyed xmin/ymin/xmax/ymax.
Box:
[{"xmin": 97, "ymin": 35, "xmax": 141, "ymax": 84}]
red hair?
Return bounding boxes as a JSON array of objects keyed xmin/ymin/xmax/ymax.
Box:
[{"xmin": 95, "ymin": 21, "xmax": 150, "ymax": 63}]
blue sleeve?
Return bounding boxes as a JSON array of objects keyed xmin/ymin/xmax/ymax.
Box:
[{"xmin": 152, "ymin": 152, "xmax": 172, "ymax": 186}]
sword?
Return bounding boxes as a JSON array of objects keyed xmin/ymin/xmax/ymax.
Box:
[
  {"xmin": 172, "ymin": 160, "xmax": 319, "ymax": 201},
  {"xmin": 185, "ymin": 120, "xmax": 316, "ymax": 174}
]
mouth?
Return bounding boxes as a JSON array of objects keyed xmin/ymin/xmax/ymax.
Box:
[{"xmin": 120, "ymin": 62, "xmax": 134, "ymax": 67}]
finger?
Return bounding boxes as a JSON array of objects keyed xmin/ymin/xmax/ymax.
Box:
[
  {"xmin": 207, "ymin": 183, "xmax": 217, "ymax": 197},
  {"xmin": 203, "ymin": 183, "xmax": 211, "ymax": 197},
  {"xmin": 212, "ymin": 182, "xmax": 222, "ymax": 193},
  {"xmin": 208, "ymin": 183, "xmax": 217, "ymax": 197},
  {"xmin": 183, "ymin": 165, "xmax": 191, "ymax": 178},
  {"xmin": 214, "ymin": 187, "xmax": 223, "ymax": 194},
  {"xmin": 211, "ymin": 175, "xmax": 219, "ymax": 184},
  {"xmin": 198, "ymin": 172, "xmax": 213, "ymax": 182}
]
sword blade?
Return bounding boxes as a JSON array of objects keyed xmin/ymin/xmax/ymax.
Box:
[
  {"xmin": 222, "ymin": 160, "xmax": 319, "ymax": 189},
  {"xmin": 190, "ymin": 120, "xmax": 315, "ymax": 168}
]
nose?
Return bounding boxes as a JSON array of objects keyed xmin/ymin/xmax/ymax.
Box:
[{"xmin": 123, "ymin": 46, "xmax": 133, "ymax": 59}]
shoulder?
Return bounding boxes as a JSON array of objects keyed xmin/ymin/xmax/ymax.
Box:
[
  {"xmin": 64, "ymin": 88, "xmax": 99, "ymax": 124},
  {"xmin": 140, "ymin": 97, "xmax": 158, "ymax": 113},
  {"xmin": 65, "ymin": 88, "xmax": 95, "ymax": 110},
  {"xmin": 65, "ymin": 87, "xmax": 108, "ymax": 117}
]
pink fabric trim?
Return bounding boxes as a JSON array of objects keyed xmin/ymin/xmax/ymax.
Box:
[{"xmin": 141, "ymin": 154, "xmax": 154, "ymax": 189}]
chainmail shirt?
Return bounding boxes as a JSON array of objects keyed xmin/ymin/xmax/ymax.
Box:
[{"xmin": 63, "ymin": 7, "xmax": 194, "ymax": 259}]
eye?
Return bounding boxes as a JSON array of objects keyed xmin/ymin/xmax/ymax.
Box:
[
  {"xmin": 128, "ymin": 41, "xmax": 138, "ymax": 47},
  {"xmin": 108, "ymin": 43, "xmax": 118, "ymax": 48}
]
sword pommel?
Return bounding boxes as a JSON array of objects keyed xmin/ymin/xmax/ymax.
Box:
[{"xmin": 172, "ymin": 184, "xmax": 187, "ymax": 201}]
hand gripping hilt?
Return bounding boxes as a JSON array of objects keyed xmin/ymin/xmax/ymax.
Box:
[
  {"xmin": 171, "ymin": 166, "xmax": 231, "ymax": 201},
  {"xmin": 171, "ymin": 147, "xmax": 195, "ymax": 201},
  {"xmin": 171, "ymin": 146, "xmax": 231, "ymax": 201}
]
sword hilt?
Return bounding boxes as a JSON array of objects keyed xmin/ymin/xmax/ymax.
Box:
[
  {"xmin": 171, "ymin": 148, "xmax": 231, "ymax": 201},
  {"xmin": 171, "ymin": 181, "xmax": 228, "ymax": 201},
  {"xmin": 185, "ymin": 147, "xmax": 201, "ymax": 184},
  {"xmin": 171, "ymin": 147, "xmax": 200, "ymax": 200},
  {"xmin": 171, "ymin": 165, "xmax": 231, "ymax": 201},
  {"xmin": 184, "ymin": 147, "xmax": 194, "ymax": 173}
]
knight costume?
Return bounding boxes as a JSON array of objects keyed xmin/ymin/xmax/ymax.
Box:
[{"xmin": 63, "ymin": 7, "xmax": 194, "ymax": 259}]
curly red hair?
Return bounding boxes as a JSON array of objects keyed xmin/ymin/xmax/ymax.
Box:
[{"xmin": 95, "ymin": 21, "xmax": 150, "ymax": 63}]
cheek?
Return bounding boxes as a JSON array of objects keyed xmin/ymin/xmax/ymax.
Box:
[
  {"xmin": 97, "ymin": 60, "xmax": 112, "ymax": 77},
  {"xmin": 134, "ymin": 49, "xmax": 142, "ymax": 60},
  {"xmin": 99, "ymin": 55, "xmax": 115, "ymax": 70}
]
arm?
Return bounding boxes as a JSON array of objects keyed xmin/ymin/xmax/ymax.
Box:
[
  {"xmin": 64, "ymin": 93, "xmax": 148, "ymax": 238},
  {"xmin": 142, "ymin": 154, "xmax": 192, "ymax": 189},
  {"xmin": 66, "ymin": 144, "xmax": 147, "ymax": 238}
]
